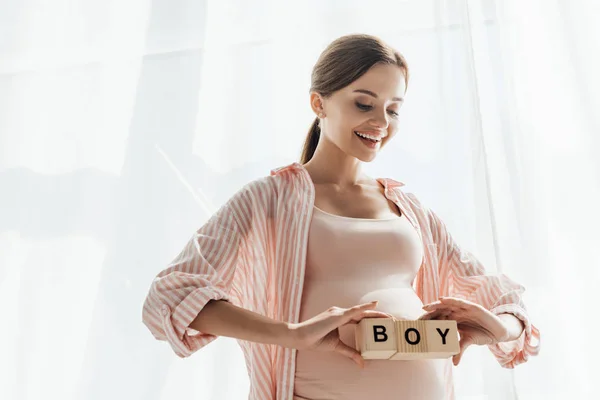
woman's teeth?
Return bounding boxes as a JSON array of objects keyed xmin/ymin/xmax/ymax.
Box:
[{"xmin": 354, "ymin": 131, "xmax": 381, "ymax": 142}]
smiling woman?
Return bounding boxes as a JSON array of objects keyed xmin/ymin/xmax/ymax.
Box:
[
  {"xmin": 300, "ymin": 34, "xmax": 409, "ymax": 164},
  {"xmin": 142, "ymin": 33, "xmax": 540, "ymax": 400}
]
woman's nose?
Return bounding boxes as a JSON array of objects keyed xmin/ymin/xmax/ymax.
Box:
[{"xmin": 371, "ymin": 111, "xmax": 389, "ymax": 130}]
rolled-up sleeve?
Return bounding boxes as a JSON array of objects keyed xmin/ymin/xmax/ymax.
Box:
[
  {"xmin": 424, "ymin": 200, "xmax": 541, "ymax": 368},
  {"xmin": 142, "ymin": 196, "xmax": 246, "ymax": 358}
]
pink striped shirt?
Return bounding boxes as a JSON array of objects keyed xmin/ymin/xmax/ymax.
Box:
[{"xmin": 142, "ymin": 162, "xmax": 540, "ymax": 400}]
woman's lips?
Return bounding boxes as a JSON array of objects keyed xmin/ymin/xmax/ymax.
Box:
[{"xmin": 354, "ymin": 131, "xmax": 381, "ymax": 149}]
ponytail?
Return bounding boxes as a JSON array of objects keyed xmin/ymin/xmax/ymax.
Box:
[{"xmin": 300, "ymin": 117, "xmax": 321, "ymax": 164}]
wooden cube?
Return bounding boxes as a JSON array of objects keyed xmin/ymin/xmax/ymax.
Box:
[
  {"xmin": 354, "ymin": 317, "xmax": 397, "ymax": 359},
  {"xmin": 424, "ymin": 320, "xmax": 461, "ymax": 358},
  {"xmin": 389, "ymin": 320, "xmax": 429, "ymax": 360},
  {"xmin": 356, "ymin": 318, "xmax": 460, "ymax": 360}
]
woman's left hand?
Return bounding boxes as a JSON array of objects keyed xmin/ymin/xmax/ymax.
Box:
[{"xmin": 418, "ymin": 297, "xmax": 510, "ymax": 366}]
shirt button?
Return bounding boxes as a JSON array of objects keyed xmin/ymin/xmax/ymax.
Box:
[{"xmin": 161, "ymin": 305, "xmax": 169, "ymax": 316}]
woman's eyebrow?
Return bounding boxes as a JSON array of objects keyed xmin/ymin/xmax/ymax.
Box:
[{"xmin": 353, "ymin": 89, "xmax": 404, "ymax": 102}]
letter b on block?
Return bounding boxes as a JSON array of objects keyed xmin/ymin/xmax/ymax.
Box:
[
  {"xmin": 373, "ymin": 324, "xmax": 389, "ymax": 342},
  {"xmin": 355, "ymin": 318, "xmax": 397, "ymax": 359}
]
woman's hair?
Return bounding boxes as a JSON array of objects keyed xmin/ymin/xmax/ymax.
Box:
[{"xmin": 300, "ymin": 34, "xmax": 410, "ymax": 164}]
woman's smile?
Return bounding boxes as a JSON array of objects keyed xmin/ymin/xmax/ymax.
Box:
[{"xmin": 354, "ymin": 130, "xmax": 383, "ymax": 149}]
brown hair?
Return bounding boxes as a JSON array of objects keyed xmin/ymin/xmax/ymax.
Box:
[{"xmin": 300, "ymin": 34, "xmax": 410, "ymax": 164}]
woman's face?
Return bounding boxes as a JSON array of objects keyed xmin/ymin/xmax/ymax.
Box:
[{"xmin": 312, "ymin": 63, "xmax": 406, "ymax": 162}]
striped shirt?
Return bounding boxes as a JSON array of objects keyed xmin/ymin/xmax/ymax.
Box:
[{"xmin": 142, "ymin": 162, "xmax": 541, "ymax": 400}]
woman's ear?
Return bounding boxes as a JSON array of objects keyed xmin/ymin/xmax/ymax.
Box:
[{"xmin": 309, "ymin": 92, "xmax": 325, "ymax": 117}]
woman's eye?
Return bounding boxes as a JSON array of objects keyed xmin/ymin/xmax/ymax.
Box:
[
  {"xmin": 356, "ymin": 102, "xmax": 399, "ymax": 117},
  {"xmin": 355, "ymin": 102, "xmax": 373, "ymax": 111}
]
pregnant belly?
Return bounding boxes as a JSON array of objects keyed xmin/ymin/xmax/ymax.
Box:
[
  {"xmin": 298, "ymin": 281, "xmax": 427, "ymax": 322},
  {"xmin": 294, "ymin": 283, "xmax": 446, "ymax": 400},
  {"xmin": 327, "ymin": 285, "xmax": 426, "ymax": 357}
]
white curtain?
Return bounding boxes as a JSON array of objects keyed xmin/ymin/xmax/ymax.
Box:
[{"xmin": 1, "ymin": 0, "xmax": 598, "ymax": 399}]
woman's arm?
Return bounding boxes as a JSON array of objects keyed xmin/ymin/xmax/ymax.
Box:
[
  {"xmin": 405, "ymin": 192, "xmax": 540, "ymax": 367},
  {"xmin": 497, "ymin": 313, "xmax": 525, "ymax": 342},
  {"xmin": 189, "ymin": 299, "xmax": 296, "ymax": 348},
  {"xmin": 142, "ymin": 182, "xmax": 258, "ymax": 358}
]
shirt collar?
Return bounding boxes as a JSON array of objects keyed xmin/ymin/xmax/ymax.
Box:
[{"xmin": 270, "ymin": 162, "xmax": 405, "ymax": 188}]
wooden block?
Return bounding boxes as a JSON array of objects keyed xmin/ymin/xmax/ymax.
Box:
[
  {"xmin": 354, "ymin": 317, "xmax": 397, "ymax": 359},
  {"xmin": 424, "ymin": 320, "xmax": 460, "ymax": 358},
  {"xmin": 355, "ymin": 318, "xmax": 460, "ymax": 360},
  {"xmin": 389, "ymin": 320, "xmax": 429, "ymax": 360}
]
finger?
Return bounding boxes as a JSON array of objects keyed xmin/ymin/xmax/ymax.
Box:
[
  {"xmin": 316, "ymin": 303, "xmax": 378, "ymax": 334},
  {"xmin": 341, "ymin": 301, "xmax": 378, "ymax": 318},
  {"xmin": 423, "ymin": 301, "xmax": 464, "ymax": 311},
  {"xmin": 452, "ymin": 333, "xmax": 474, "ymax": 366},
  {"xmin": 421, "ymin": 304, "xmax": 454, "ymax": 315},
  {"xmin": 418, "ymin": 310, "xmax": 443, "ymax": 320},
  {"xmin": 339, "ymin": 301, "xmax": 380, "ymax": 324},
  {"xmin": 439, "ymin": 297, "xmax": 474, "ymax": 310},
  {"xmin": 360, "ymin": 310, "xmax": 394, "ymax": 319},
  {"xmin": 432, "ymin": 311, "xmax": 455, "ymax": 320},
  {"xmin": 347, "ymin": 310, "xmax": 393, "ymax": 324},
  {"xmin": 440, "ymin": 296, "xmax": 474, "ymax": 305},
  {"xmin": 422, "ymin": 300, "xmax": 442, "ymax": 309},
  {"xmin": 418, "ymin": 309, "xmax": 453, "ymax": 321},
  {"xmin": 333, "ymin": 340, "xmax": 365, "ymax": 368},
  {"xmin": 423, "ymin": 304, "xmax": 468, "ymax": 320},
  {"xmin": 352, "ymin": 301, "xmax": 379, "ymax": 311},
  {"xmin": 421, "ymin": 303, "xmax": 451, "ymax": 312}
]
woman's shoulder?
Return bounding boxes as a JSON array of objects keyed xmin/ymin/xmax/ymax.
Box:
[
  {"xmin": 378, "ymin": 177, "xmax": 428, "ymax": 214},
  {"xmin": 228, "ymin": 162, "xmax": 305, "ymax": 204}
]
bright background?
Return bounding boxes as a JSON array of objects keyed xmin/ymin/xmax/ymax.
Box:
[{"xmin": 1, "ymin": 0, "xmax": 599, "ymax": 399}]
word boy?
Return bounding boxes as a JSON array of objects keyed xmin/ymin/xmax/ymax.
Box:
[{"xmin": 355, "ymin": 318, "xmax": 460, "ymax": 360}]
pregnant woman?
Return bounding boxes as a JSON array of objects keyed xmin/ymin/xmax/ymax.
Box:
[{"xmin": 142, "ymin": 34, "xmax": 540, "ymax": 400}]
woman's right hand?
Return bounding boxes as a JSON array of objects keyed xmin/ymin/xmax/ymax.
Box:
[{"xmin": 288, "ymin": 301, "xmax": 392, "ymax": 368}]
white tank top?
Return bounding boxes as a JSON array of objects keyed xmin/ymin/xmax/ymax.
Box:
[{"xmin": 293, "ymin": 205, "xmax": 447, "ymax": 400}]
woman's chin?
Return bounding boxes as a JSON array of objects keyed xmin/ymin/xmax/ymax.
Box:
[{"xmin": 355, "ymin": 151, "xmax": 378, "ymax": 163}]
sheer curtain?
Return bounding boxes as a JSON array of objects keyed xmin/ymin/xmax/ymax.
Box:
[{"xmin": 1, "ymin": 0, "xmax": 597, "ymax": 399}]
